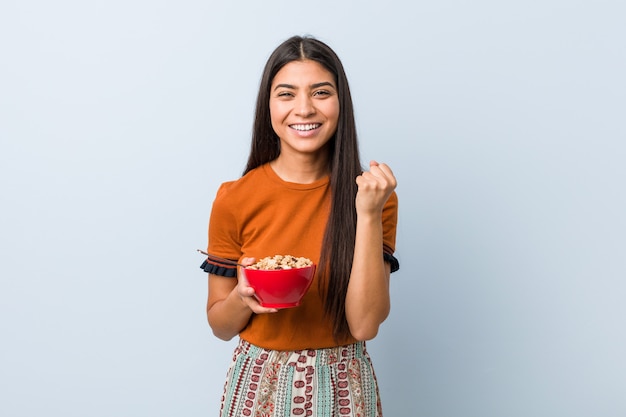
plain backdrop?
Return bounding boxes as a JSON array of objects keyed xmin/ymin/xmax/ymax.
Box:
[{"xmin": 1, "ymin": 1, "xmax": 625, "ymax": 416}]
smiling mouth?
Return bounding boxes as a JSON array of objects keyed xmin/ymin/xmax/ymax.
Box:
[{"xmin": 290, "ymin": 123, "xmax": 321, "ymax": 131}]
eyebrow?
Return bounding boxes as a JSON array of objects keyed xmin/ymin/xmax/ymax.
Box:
[{"xmin": 273, "ymin": 81, "xmax": 336, "ymax": 91}]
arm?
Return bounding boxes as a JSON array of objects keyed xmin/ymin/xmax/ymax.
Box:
[
  {"xmin": 207, "ymin": 258, "xmax": 278, "ymax": 340},
  {"xmin": 345, "ymin": 161, "xmax": 397, "ymax": 341}
]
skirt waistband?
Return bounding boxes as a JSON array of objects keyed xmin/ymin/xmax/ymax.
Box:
[{"xmin": 235, "ymin": 338, "xmax": 368, "ymax": 367}]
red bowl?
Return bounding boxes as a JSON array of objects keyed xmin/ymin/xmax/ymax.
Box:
[{"xmin": 243, "ymin": 264, "xmax": 316, "ymax": 308}]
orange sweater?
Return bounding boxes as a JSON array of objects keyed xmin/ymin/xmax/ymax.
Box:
[{"xmin": 205, "ymin": 163, "xmax": 398, "ymax": 350}]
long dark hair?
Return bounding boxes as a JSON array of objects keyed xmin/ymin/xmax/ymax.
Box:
[{"xmin": 243, "ymin": 35, "xmax": 361, "ymax": 340}]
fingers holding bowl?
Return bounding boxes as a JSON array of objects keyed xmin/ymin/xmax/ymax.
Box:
[{"xmin": 237, "ymin": 258, "xmax": 279, "ymax": 314}]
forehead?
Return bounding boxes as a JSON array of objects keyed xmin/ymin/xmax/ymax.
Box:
[{"xmin": 271, "ymin": 60, "xmax": 335, "ymax": 87}]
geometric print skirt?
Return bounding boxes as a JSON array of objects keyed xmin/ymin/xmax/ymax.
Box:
[{"xmin": 220, "ymin": 338, "xmax": 384, "ymax": 417}]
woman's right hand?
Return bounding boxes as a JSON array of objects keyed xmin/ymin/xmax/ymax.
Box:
[{"xmin": 237, "ymin": 257, "xmax": 279, "ymax": 314}]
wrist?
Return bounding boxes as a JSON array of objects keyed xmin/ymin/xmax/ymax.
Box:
[
  {"xmin": 231, "ymin": 285, "xmax": 252, "ymax": 311},
  {"xmin": 357, "ymin": 211, "xmax": 382, "ymax": 225}
]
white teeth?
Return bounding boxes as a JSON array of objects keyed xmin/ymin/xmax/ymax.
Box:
[{"xmin": 291, "ymin": 123, "xmax": 320, "ymax": 131}]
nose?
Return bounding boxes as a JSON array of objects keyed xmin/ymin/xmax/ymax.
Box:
[{"xmin": 295, "ymin": 95, "xmax": 315, "ymax": 117}]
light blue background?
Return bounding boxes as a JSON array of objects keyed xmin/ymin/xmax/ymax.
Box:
[{"xmin": 1, "ymin": 1, "xmax": 624, "ymax": 416}]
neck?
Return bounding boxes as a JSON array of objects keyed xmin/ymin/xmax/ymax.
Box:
[{"xmin": 270, "ymin": 153, "xmax": 330, "ymax": 184}]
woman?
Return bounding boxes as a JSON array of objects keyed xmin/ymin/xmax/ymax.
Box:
[{"xmin": 201, "ymin": 35, "xmax": 399, "ymax": 417}]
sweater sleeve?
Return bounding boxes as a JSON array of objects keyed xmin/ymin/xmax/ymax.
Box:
[{"xmin": 200, "ymin": 182, "xmax": 242, "ymax": 278}]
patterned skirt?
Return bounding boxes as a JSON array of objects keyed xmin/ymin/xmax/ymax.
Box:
[{"xmin": 219, "ymin": 338, "xmax": 383, "ymax": 417}]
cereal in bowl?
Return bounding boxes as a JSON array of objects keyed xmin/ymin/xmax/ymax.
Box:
[{"xmin": 247, "ymin": 255, "xmax": 313, "ymax": 270}]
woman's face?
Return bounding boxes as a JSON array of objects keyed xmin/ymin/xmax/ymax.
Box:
[{"xmin": 269, "ymin": 60, "xmax": 339, "ymax": 158}]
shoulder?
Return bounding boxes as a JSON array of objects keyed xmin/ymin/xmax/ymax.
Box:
[
  {"xmin": 383, "ymin": 190, "xmax": 398, "ymax": 213},
  {"xmin": 382, "ymin": 191, "xmax": 399, "ymax": 251},
  {"xmin": 213, "ymin": 165, "xmax": 268, "ymax": 204},
  {"xmin": 210, "ymin": 164, "xmax": 285, "ymax": 221}
]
